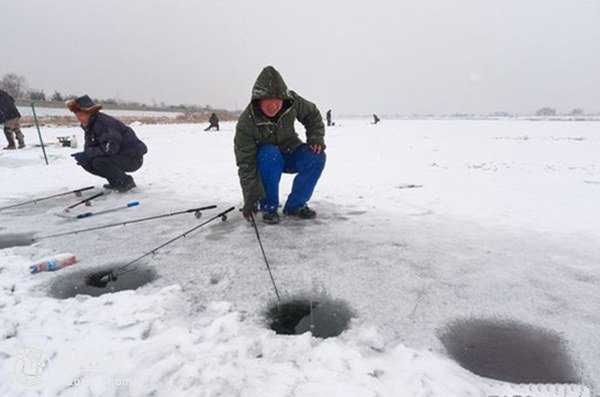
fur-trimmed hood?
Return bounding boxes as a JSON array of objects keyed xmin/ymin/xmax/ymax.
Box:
[{"xmin": 66, "ymin": 95, "xmax": 102, "ymax": 114}]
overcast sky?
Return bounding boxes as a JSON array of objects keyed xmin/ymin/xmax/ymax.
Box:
[{"xmin": 2, "ymin": 0, "xmax": 599, "ymax": 114}]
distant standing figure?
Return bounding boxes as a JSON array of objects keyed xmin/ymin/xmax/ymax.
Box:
[
  {"xmin": 205, "ymin": 113, "xmax": 220, "ymax": 131},
  {"xmin": 326, "ymin": 109, "xmax": 333, "ymax": 127},
  {"xmin": 373, "ymin": 114, "xmax": 380, "ymax": 124},
  {"xmin": 0, "ymin": 89, "xmax": 25, "ymax": 150},
  {"xmin": 67, "ymin": 95, "xmax": 148, "ymax": 193}
]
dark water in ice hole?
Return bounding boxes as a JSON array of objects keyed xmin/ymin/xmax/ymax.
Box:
[
  {"xmin": 49, "ymin": 263, "xmax": 157, "ymax": 299},
  {"xmin": 439, "ymin": 318, "xmax": 581, "ymax": 383},
  {"xmin": 266, "ymin": 296, "xmax": 354, "ymax": 338}
]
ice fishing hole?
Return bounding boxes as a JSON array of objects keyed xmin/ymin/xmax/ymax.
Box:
[
  {"xmin": 439, "ymin": 318, "xmax": 580, "ymax": 383},
  {"xmin": 266, "ymin": 297, "xmax": 354, "ymax": 338},
  {"xmin": 0, "ymin": 233, "xmax": 36, "ymax": 249},
  {"xmin": 49, "ymin": 263, "xmax": 157, "ymax": 299}
]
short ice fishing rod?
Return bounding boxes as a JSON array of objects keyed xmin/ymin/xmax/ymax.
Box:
[
  {"xmin": 35, "ymin": 205, "xmax": 218, "ymax": 241},
  {"xmin": 75, "ymin": 200, "xmax": 140, "ymax": 219},
  {"xmin": 0, "ymin": 186, "xmax": 95, "ymax": 212},
  {"xmin": 249, "ymin": 212, "xmax": 281, "ymax": 302},
  {"xmin": 63, "ymin": 192, "xmax": 105, "ymax": 213},
  {"xmin": 86, "ymin": 206, "xmax": 235, "ymax": 288}
]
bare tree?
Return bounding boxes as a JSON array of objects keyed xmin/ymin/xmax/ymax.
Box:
[
  {"xmin": 570, "ymin": 108, "xmax": 584, "ymax": 116},
  {"xmin": 51, "ymin": 91, "xmax": 64, "ymax": 101},
  {"xmin": 29, "ymin": 90, "xmax": 46, "ymax": 101},
  {"xmin": 0, "ymin": 73, "xmax": 28, "ymax": 98},
  {"xmin": 535, "ymin": 107, "xmax": 557, "ymax": 116}
]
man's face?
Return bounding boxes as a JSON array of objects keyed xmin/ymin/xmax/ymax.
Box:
[
  {"xmin": 259, "ymin": 98, "xmax": 283, "ymax": 118},
  {"xmin": 74, "ymin": 111, "xmax": 91, "ymax": 126}
]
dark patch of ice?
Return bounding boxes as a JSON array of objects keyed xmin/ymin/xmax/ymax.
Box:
[
  {"xmin": 396, "ymin": 184, "xmax": 423, "ymax": 189},
  {"xmin": 438, "ymin": 318, "xmax": 581, "ymax": 383},
  {"xmin": 0, "ymin": 233, "xmax": 36, "ymax": 249},
  {"xmin": 346, "ymin": 210, "xmax": 367, "ymax": 216}
]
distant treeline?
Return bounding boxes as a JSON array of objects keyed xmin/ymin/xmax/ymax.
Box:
[
  {"xmin": 2, "ymin": 72, "xmax": 594, "ymax": 118},
  {"xmin": 1, "ymin": 72, "xmax": 238, "ymax": 115}
]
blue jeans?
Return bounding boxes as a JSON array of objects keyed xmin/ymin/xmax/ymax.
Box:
[{"xmin": 257, "ymin": 144, "xmax": 326, "ymax": 214}]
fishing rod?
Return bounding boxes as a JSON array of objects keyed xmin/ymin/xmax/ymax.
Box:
[
  {"xmin": 0, "ymin": 186, "xmax": 95, "ymax": 212},
  {"xmin": 35, "ymin": 205, "xmax": 218, "ymax": 241},
  {"xmin": 85, "ymin": 206, "xmax": 235, "ymax": 288},
  {"xmin": 249, "ymin": 212, "xmax": 281, "ymax": 302},
  {"xmin": 31, "ymin": 102, "xmax": 49, "ymax": 166},
  {"xmin": 76, "ymin": 201, "xmax": 140, "ymax": 219},
  {"xmin": 63, "ymin": 192, "xmax": 105, "ymax": 213}
]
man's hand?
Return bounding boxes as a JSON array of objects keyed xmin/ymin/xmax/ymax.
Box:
[
  {"xmin": 71, "ymin": 152, "xmax": 86, "ymax": 164},
  {"xmin": 242, "ymin": 203, "xmax": 258, "ymax": 222},
  {"xmin": 309, "ymin": 144, "xmax": 323, "ymax": 154}
]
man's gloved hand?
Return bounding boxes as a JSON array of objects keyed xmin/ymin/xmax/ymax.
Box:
[
  {"xmin": 242, "ymin": 202, "xmax": 258, "ymax": 222},
  {"xmin": 71, "ymin": 152, "xmax": 86, "ymax": 164},
  {"xmin": 309, "ymin": 144, "xmax": 324, "ymax": 154}
]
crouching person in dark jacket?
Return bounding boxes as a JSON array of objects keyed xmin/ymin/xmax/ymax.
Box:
[{"xmin": 67, "ymin": 95, "xmax": 148, "ymax": 193}]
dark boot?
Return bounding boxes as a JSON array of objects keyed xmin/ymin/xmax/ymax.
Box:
[
  {"xmin": 3, "ymin": 130, "xmax": 15, "ymax": 150},
  {"xmin": 262, "ymin": 211, "xmax": 280, "ymax": 225},
  {"xmin": 89, "ymin": 156, "xmax": 142, "ymax": 191},
  {"xmin": 115, "ymin": 176, "xmax": 136, "ymax": 193},
  {"xmin": 285, "ymin": 205, "xmax": 317, "ymax": 219},
  {"xmin": 15, "ymin": 129, "xmax": 25, "ymax": 149}
]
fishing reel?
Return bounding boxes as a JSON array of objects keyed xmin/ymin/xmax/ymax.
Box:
[
  {"xmin": 221, "ymin": 214, "xmax": 228, "ymax": 222},
  {"xmin": 85, "ymin": 270, "xmax": 118, "ymax": 288},
  {"xmin": 194, "ymin": 210, "xmax": 203, "ymax": 219}
]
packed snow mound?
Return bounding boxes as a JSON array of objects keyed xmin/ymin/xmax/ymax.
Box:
[
  {"xmin": 0, "ymin": 265, "xmax": 590, "ymax": 396},
  {"xmin": 1, "ymin": 278, "xmax": 485, "ymax": 396}
]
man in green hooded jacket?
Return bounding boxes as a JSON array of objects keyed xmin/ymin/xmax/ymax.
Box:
[{"xmin": 235, "ymin": 66, "xmax": 326, "ymax": 224}]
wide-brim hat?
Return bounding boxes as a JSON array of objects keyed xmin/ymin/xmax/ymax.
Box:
[{"xmin": 66, "ymin": 95, "xmax": 102, "ymax": 114}]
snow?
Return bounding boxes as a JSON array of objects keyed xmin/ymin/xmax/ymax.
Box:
[{"xmin": 0, "ymin": 119, "xmax": 598, "ymax": 396}]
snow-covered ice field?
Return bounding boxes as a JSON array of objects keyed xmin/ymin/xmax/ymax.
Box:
[{"xmin": 0, "ymin": 119, "xmax": 598, "ymax": 396}]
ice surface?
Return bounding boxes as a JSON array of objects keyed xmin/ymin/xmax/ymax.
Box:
[{"xmin": 0, "ymin": 118, "xmax": 597, "ymax": 395}]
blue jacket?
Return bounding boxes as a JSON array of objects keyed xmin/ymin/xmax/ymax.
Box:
[
  {"xmin": 83, "ymin": 113, "xmax": 148, "ymax": 158},
  {"xmin": 0, "ymin": 90, "xmax": 21, "ymax": 124}
]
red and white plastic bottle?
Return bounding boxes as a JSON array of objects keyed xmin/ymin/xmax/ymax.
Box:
[{"xmin": 30, "ymin": 253, "xmax": 77, "ymax": 274}]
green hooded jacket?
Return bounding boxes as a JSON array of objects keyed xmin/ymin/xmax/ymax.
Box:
[{"xmin": 234, "ymin": 66, "xmax": 325, "ymax": 210}]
